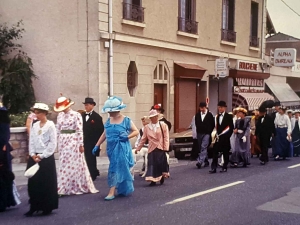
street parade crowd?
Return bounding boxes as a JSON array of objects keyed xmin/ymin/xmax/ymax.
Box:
[{"xmin": 0, "ymin": 95, "xmax": 300, "ymax": 217}]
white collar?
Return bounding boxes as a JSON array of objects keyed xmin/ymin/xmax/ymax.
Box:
[
  {"xmin": 147, "ymin": 122, "xmax": 160, "ymax": 130},
  {"xmin": 86, "ymin": 110, "xmax": 93, "ymax": 114}
]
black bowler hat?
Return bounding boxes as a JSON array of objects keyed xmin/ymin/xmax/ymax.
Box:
[
  {"xmin": 83, "ymin": 97, "xmax": 96, "ymax": 106},
  {"xmin": 218, "ymin": 101, "xmax": 227, "ymax": 107},
  {"xmin": 258, "ymin": 106, "xmax": 266, "ymax": 113},
  {"xmin": 274, "ymin": 101, "xmax": 281, "ymax": 106},
  {"xmin": 199, "ymin": 102, "xmax": 207, "ymax": 107}
]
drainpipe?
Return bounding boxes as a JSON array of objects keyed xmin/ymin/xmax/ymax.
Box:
[
  {"xmin": 261, "ymin": 0, "xmax": 266, "ymax": 61},
  {"xmin": 108, "ymin": 0, "xmax": 114, "ymax": 96}
]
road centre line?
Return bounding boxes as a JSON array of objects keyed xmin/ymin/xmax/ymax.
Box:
[
  {"xmin": 163, "ymin": 181, "xmax": 245, "ymax": 205},
  {"xmin": 287, "ymin": 163, "xmax": 300, "ymax": 169}
]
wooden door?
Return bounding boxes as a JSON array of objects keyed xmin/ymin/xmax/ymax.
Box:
[{"xmin": 154, "ymin": 84, "xmax": 164, "ymax": 107}]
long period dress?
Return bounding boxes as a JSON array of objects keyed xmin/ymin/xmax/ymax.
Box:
[
  {"xmin": 292, "ymin": 118, "xmax": 300, "ymax": 156},
  {"xmin": 274, "ymin": 114, "xmax": 292, "ymax": 158},
  {"xmin": 27, "ymin": 120, "xmax": 58, "ymax": 212},
  {"xmin": 250, "ymin": 116, "xmax": 261, "ymax": 156},
  {"xmin": 105, "ymin": 116, "xmax": 134, "ymax": 196},
  {"xmin": 56, "ymin": 110, "xmax": 98, "ymax": 195}
]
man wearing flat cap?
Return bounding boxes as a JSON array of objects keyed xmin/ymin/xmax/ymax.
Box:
[
  {"xmin": 210, "ymin": 101, "xmax": 234, "ymax": 173},
  {"xmin": 194, "ymin": 102, "xmax": 215, "ymax": 169},
  {"xmin": 82, "ymin": 97, "xmax": 104, "ymax": 181}
]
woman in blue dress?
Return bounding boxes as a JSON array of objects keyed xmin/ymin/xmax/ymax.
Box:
[{"xmin": 93, "ymin": 96, "xmax": 139, "ymax": 200}]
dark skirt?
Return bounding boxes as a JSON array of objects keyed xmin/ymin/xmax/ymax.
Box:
[
  {"xmin": 27, "ymin": 155, "xmax": 58, "ymax": 212},
  {"xmin": 0, "ymin": 169, "xmax": 15, "ymax": 212},
  {"xmin": 145, "ymin": 149, "xmax": 169, "ymax": 183},
  {"xmin": 274, "ymin": 128, "xmax": 290, "ymax": 158}
]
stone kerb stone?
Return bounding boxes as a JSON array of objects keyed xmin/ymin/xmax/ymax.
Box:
[{"xmin": 10, "ymin": 127, "xmax": 28, "ymax": 163}]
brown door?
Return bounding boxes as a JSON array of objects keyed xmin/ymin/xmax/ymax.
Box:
[{"xmin": 154, "ymin": 84, "xmax": 164, "ymax": 107}]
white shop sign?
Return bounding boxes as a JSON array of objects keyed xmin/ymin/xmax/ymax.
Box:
[
  {"xmin": 292, "ymin": 62, "xmax": 300, "ymax": 73},
  {"xmin": 215, "ymin": 58, "xmax": 228, "ymax": 78},
  {"xmin": 274, "ymin": 48, "xmax": 297, "ymax": 67}
]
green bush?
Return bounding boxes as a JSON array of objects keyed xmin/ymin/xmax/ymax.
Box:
[{"xmin": 9, "ymin": 112, "xmax": 30, "ymax": 127}]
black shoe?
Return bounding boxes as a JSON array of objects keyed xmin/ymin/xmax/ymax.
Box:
[
  {"xmin": 204, "ymin": 162, "xmax": 209, "ymax": 167},
  {"xmin": 196, "ymin": 163, "xmax": 202, "ymax": 169},
  {"xmin": 160, "ymin": 177, "xmax": 165, "ymax": 185},
  {"xmin": 149, "ymin": 181, "xmax": 156, "ymax": 186},
  {"xmin": 242, "ymin": 163, "xmax": 247, "ymax": 168},
  {"xmin": 260, "ymin": 161, "xmax": 266, "ymax": 165},
  {"xmin": 220, "ymin": 168, "xmax": 227, "ymax": 173},
  {"xmin": 42, "ymin": 210, "xmax": 52, "ymax": 216},
  {"xmin": 209, "ymin": 169, "xmax": 216, "ymax": 174},
  {"xmin": 24, "ymin": 210, "xmax": 35, "ymax": 217}
]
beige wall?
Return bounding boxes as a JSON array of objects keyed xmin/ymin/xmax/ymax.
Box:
[
  {"xmin": 0, "ymin": 0, "xmax": 100, "ymax": 111},
  {"xmin": 112, "ymin": 0, "xmax": 264, "ymax": 59}
]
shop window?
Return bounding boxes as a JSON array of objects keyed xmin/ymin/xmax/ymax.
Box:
[
  {"xmin": 153, "ymin": 62, "xmax": 169, "ymax": 84},
  {"xmin": 221, "ymin": 0, "xmax": 236, "ymax": 42},
  {"xmin": 127, "ymin": 61, "xmax": 138, "ymax": 97},
  {"xmin": 178, "ymin": 0, "xmax": 198, "ymax": 34},
  {"xmin": 250, "ymin": 1, "xmax": 259, "ymax": 47}
]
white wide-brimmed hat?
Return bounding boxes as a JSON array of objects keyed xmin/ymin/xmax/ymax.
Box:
[
  {"xmin": 32, "ymin": 103, "xmax": 49, "ymax": 112},
  {"xmin": 294, "ymin": 109, "xmax": 300, "ymax": 114},
  {"xmin": 54, "ymin": 96, "xmax": 74, "ymax": 112},
  {"xmin": 148, "ymin": 109, "xmax": 159, "ymax": 118},
  {"xmin": 101, "ymin": 96, "xmax": 126, "ymax": 113}
]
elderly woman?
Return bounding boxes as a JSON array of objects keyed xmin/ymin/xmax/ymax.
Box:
[
  {"xmin": 25, "ymin": 103, "xmax": 58, "ymax": 216},
  {"xmin": 54, "ymin": 96, "xmax": 98, "ymax": 196},
  {"xmin": 93, "ymin": 96, "xmax": 139, "ymax": 200},
  {"xmin": 274, "ymin": 106, "xmax": 292, "ymax": 160},
  {"xmin": 291, "ymin": 110, "xmax": 300, "ymax": 157},
  {"xmin": 230, "ymin": 108, "xmax": 251, "ymax": 167},
  {"xmin": 135, "ymin": 109, "xmax": 170, "ymax": 186}
]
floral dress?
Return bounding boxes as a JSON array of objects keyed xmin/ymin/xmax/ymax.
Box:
[{"xmin": 56, "ymin": 110, "xmax": 98, "ymax": 195}]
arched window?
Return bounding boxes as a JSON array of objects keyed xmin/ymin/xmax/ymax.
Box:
[{"xmin": 153, "ymin": 62, "xmax": 169, "ymax": 84}]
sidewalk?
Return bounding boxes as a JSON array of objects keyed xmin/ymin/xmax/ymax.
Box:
[{"xmin": 13, "ymin": 156, "xmax": 179, "ymax": 186}]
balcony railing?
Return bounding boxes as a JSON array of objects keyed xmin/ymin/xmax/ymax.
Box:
[
  {"xmin": 250, "ymin": 36, "xmax": 259, "ymax": 48},
  {"xmin": 221, "ymin": 29, "xmax": 236, "ymax": 43},
  {"xmin": 178, "ymin": 17, "xmax": 198, "ymax": 34},
  {"xmin": 123, "ymin": 2, "xmax": 144, "ymax": 23}
]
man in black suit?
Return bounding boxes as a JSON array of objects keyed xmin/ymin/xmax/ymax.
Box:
[
  {"xmin": 209, "ymin": 101, "xmax": 234, "ymax": 173},
  {"xmin": 255, "ymin": 106, "xmax": 276, "ymax": 165},
  {"xmin": 82, "ymin": 97, "xmax": 104, "ymax": 181},
  {"xmin": 195, "ymin": 102, "xmax": 215, "ymax": 169}
]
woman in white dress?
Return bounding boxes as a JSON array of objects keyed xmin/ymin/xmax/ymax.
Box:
[
  {"xmin": 25, "ymin": 103, "xmax": 58, "ymax": 216},
  {"xmin": 54, "ymin": 96, "xmax": 98, "ymax": 196}
]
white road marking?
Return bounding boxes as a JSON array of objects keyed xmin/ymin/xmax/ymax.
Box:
[
  {"xmin": 287, "ymin": 163, "xmax": 300, "ymax": 169},
  {"xmin": 164, "ymin": 181, "xmax": 245, "ymax": 205}
]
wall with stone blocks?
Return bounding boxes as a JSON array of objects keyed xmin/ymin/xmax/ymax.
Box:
[{"xmin": 10, "ymin": 131, "xmax": 28, "ymax": 164}]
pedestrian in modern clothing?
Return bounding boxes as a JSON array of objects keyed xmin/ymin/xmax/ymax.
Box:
[
  {"xmin": 255, "ymin": 106, "xmax": 276, "ymax": 165},
  {"xmin": 136, "ymin": 109, "xmax": 170, "ymax": 186},
  {"xmin": 250, "ymin": 109, "xmax": 261, "ymax": 157},
  {"xmin": 195, "ymin": 102, "xmax": 214, "ymax": 169},
  {"xmin": 274, "ymin": 106, "xmax": 292, "ymax": 160},
  {"xmin": 189, "ymin": 115, "xmax": 199, "ymax": 161},
  {"xmin": 291, "ymin": 110, "xmax": 300, "ymax": 157},
  {"xmin": 82, "ymin": 97, "xmax": 104, "ymax": 181},
  {"xmin": 93, "ymin": 96, "xmax": 138, "ymax": 200},
  {"xmin": 209, "ymin": 101, "xmax": 234, "ymax": 173},
  {"xmin": 25, "ymin": 103, "xmax": 58, "ymax": 216},
  {"xmin": 151, "ymin": 104, "xmax": 172, "ymax": 131},
  {"xmin": 0, "ymin": 105, "xmax": 20, "ymax": 213},
  {"xmin": 54, "ymin": 96, "xmax": 98, "ymax": 196},
  {"xmin": 230, "ymin": 108, "xmax": 251, "ymax": 167}
]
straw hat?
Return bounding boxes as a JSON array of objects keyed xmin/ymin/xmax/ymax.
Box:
[
  {"xmin": 54, "ymin": 96, "xmax": 74, "ymax": 112},
  {"xmin": 148, "ymin": 109, "xmax": 159, "ymax": 118},
  {"xmin": 32, "ymin": 103, "xmax": 49, "ymax": 112},
  {"xmin": 238, "ymin": 107, "xmax": 247, "ymax": 114}
]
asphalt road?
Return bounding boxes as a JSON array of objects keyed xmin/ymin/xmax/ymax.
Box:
[{"xmin": 2, "ymin": 157, "xmax": 300, "ymax": 225}]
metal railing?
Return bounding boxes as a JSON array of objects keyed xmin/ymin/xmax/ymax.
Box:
[
  {"xmin": 250, "ymin": 36, "xmax": 259, "ymax": 47},
  {"xmin": 178, "ymin": 17, "xmax": 198, "ymax": 34},
  {"xmin": 123, "ymin": 2, "xmax": 144, "ymax": 23},
  {"xmin": 221, "ymin": 29, "xmax": 236, "ymax": 43}
]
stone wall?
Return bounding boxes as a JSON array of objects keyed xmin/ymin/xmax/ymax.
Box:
[{"xmin": 10, "ymin": 127, "xmax": 28, "ymax": 163}]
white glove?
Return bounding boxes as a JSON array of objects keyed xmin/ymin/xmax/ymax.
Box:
[
  {"xmin": 241, "ymin": 136, "xmax": 246, "ymax": 143},
  {"xmin": 237, "ymin": 130, "xmax": 243, "ymax": 134}
]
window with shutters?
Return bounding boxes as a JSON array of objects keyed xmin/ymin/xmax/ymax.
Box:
[
  {"xmin": 221, "ymin": 0, "xmax": 236, "ymax": 43},
  {"xmin": 123, "ymin": 0, "xmax": 144, "ymax": 23},
  {"xmin": 127, "ymin": 61, "xmax": 138, "ymax": 97},
  {"xmin": 178, "ymin": 0, "xmax": 198, "ymax": 34},
  {"xmin": 250, "ymin": 1, "xmax": 259, "ymax": 47}
]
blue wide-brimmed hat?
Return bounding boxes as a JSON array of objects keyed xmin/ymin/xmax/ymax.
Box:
[{"xmin": 101, "ymin": 96, "xmax": 126, "ymax": 113}]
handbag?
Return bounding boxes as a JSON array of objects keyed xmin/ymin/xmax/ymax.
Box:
[
  {"xmin": 159, "ymin": 122, "xmax": 171, "ymax": 152},
  {"xmin": 24, "ymin": 163, "xmax": 40, "ymax": 178}
]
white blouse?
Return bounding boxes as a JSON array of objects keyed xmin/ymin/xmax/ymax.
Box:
[
  {"xmin": 274, "ymin": 113, "xmax": 292, "ymax": 134},
  {"xmin": 29, "ymin": 120, "xmax": 57, "ymax": 159}
]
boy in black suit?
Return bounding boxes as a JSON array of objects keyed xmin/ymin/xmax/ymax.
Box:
[
  {"xmin": 209, "ymin": 101, "xmax": 234, "ymax": 173},
  {"xmin": 82, "ymin": 97, "xmax": 104, "ymax": 181},
  {"xmin": 255, "ymin": 106, "xmax": 276, "ymax": 165}
]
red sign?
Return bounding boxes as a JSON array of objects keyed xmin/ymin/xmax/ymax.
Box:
[{"xmin": 237, "ymin": 60, "xmax": 259, "ymax": 72}]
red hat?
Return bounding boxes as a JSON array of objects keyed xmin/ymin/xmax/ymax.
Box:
[{"xmin": 54, "ymin": 96, "xmax": 74, "ymax": 112}]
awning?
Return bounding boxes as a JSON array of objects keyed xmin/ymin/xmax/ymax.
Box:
[
  {"xmin": 266, "ymin": 82, "xmax": 300, "ymax": 106},
  {"xmin": 229, "ymin": 69, "xmax": 270, "ymax": 79},
  {"xmin": 232, "ymin": 92, "xmax": 275, "ymax": 111},
  {"xmin": 174, "ymin": 62, "xmax": 206, "ymax": 79}
]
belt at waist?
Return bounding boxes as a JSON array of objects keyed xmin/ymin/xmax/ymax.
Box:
[
  {"xmin": 61, "ymin": 130, "xmax": 76, "ymax": 134},
  {"xmin": 276, "ymin": 125, "xmax": 287, "ymax": 128}
]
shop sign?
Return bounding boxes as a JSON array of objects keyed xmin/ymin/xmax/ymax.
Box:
[
  {"xmin": 292, "ymin": 62, "xmax": 300, "ymax": 73},
  {"xmin": 235, "ymin": 78, "xmax": 264, "ymax": 87},
  {"xmin": 233, "ymin": 86, "xmax": 264, "ymax": 93},
  {"xmin": 237, "ymin": 60, "xmax": 259, "ymax": 72},
  {"xmin": 215, "ymin": 58, "xmax": 228, "ymax": 78},
  {"xmin": 274, "ymin": 48, "xmax": 297, "ymax": 67}
]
